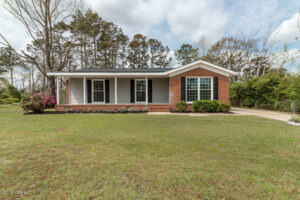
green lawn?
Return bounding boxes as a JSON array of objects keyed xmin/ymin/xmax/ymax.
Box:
[{"xmin": 0, "ymin": 105, "xmax": 299, "ymax": 200}]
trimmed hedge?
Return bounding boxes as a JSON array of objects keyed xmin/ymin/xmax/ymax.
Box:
[{"xmin": 192, "ymin": 100, "xmax": 221, "ymax": 112}]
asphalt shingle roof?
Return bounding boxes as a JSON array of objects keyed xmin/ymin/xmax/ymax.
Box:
[{"xmin": 70, "ymin": 68, "xmax": 174, "ymax": 73}]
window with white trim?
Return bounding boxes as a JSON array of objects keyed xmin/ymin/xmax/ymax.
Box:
[
  {"xmin": 186, "ymin": 78, "xmax": 198, "ymax": 102},
  {"xmin": 93, "ymin": 80, "xmax": 104, "ymax": 103},
  {"xmin": 136, "ymin": 80, "xmax": 146, "ymax": 102},
  {"xmin": 186, "ymin": 77, "xmax": 212, "ymax": 102},
  {"xmin": 199, "ymin": 78, "xmax": 212, "ymax": 100}
]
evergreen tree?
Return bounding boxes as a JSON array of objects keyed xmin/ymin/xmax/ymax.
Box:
[
  {"xmin": 175, "ymin": 44, "xmax": 199, "ymax": 65},
  {"xmin": 148, "ymin": 38, "xmax": 172, "ymax": 68},
  {"xmin": 0, "ymin": 47, "xmax": 20, "ymax": 86},
  {"xmin": 127, "ymin": 34, "xmax": 149, "ymax": 68}
]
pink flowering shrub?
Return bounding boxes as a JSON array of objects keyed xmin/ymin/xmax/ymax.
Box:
[
  {"xmin": 35, "ymin": 92, "xmax": 57, "ymax": 109},
  {"xmin": 21, "ymin": 93, "xmax": 57, "ymax": 113}
]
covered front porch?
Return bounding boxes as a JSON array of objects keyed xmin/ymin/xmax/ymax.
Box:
[{"xmin": 55, "ymin": 75, "xmax": 170, "ymax": 112}]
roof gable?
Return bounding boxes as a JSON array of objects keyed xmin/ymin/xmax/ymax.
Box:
[{"xmin": 167, "ymin": 60, "xmax": 237, "ymax": 77}]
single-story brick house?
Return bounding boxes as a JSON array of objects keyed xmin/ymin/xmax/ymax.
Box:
[{"xmin": 47, "ymin": 60, "xmax": 237, "ymax": 112}]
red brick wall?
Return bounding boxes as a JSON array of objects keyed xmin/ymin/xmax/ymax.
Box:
[
  {"xmin": 66, "ymin": 79, "xmax": 69, "ymax": 104},
  {"xmin": 55, "ymin": 104, "xmax": 170, "ymax": 112},
  {"xmin": 169, "ymin": 68, "xmax": 229, "ymax": 111}
]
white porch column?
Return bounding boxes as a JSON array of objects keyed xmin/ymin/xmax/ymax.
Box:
[
  {"xmin": 145, "ymin": 76, "xmax": 148, "ymax": 105},
  {"xmin": 83, "ymin": 76, "xmax": 86, "ymax": 105},
  {"xmin": 115, "ymin": 76, "xmax": 117, "ymax": 104},
  {"xmin": 56, "ymin": 77, "xmax": 60, "ymax": 105}
]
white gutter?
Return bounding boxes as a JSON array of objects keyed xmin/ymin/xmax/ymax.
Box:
[{"xmin": 47, "ymin": 72, "xmax": 169, "ymax": 77}]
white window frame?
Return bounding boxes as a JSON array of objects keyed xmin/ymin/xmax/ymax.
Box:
[
  {"xmin": 186, "ymin": 77, "xmax": 213, "ymax": 103},
  {"xmin": 92, "ymin": 79, "xmax": 105, "ymax": 104},
  {"xmin": 135, "ymin": 79, "xmax": 147, "ymax": 103}
]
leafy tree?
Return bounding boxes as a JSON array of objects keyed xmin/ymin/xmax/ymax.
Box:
[
  {"xmin": 0, "ymin": 47, "xmax": 20, "ymax": 86},
  {"xmin": 70, "ymin": 10, "xmax": 94, "ymax": 69},
  {"xmin": 147, "ymin": 38, "xmax": 172, "ymax": 68},
  {"xmin": 127, "ymin": 34, "xmax": 149, "ymax": 68},
  {"xmin": 204, "ymin": 37, "xmax": 257, "ymax": 82},
  {"xmin": 98, "ymin": 21, "xmax": 128, "ymax": 68},
  {"xmin": 175, "ymin": 44, "xmax": 199, "ymax": 65},
  {"xmin": 0, "ymin": 0, "xmax": 80, "ymax": 96},
  {"xmin": 230, "ymin": 73, "xmax": 297, "ymax": 111}
]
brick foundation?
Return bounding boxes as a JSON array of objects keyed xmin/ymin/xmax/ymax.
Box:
[
  {"xmin": 169, "ymin": 68, "xmax": 229, "ymax": 111},
  {"xmin": 55, "ymin": 104, "xmax": 170, "ymax": 112}
]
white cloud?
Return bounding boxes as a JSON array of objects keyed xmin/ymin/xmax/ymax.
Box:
[
  {"xmin": 269, "ymin": 13, "xmax": 300, "ymax": 43},
  {"xmin": 85, "ymin": 0, "xmax": 228, "ymax": 46}
]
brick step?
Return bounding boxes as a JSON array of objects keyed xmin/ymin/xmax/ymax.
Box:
[
  {"xmin": 148, "ymin": 109, "xmax": 170, "ymax": 112},
  {"xmin": 148, "ymin": 105, "xmax": 170, "ymax": 108},
  {"xmin": 148, "ymin": 106, "xmax": 170, "ymax": 112}
]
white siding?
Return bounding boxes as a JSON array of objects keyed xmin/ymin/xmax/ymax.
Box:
[
  {"xmin": 152, "ymin": 78, "xmax": 169, "ymax": 103},
  {"xmin": 70, "ymin": 78, "xmax": 83, "ymax": 104},
  {"xmin": 117, "ymin": 78, "xmax": 131, "ymax": 103},
  {"xmin": 69, "ymin": 77, "xmax": 169, "ymax": 104}
]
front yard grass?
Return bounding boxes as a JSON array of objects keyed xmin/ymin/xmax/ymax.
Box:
[{"xmin": 0, "ymin": 105, "xmax": 299, "ymax": 199}]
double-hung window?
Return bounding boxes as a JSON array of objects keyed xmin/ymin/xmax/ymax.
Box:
[
  {"xmin": 186, "ymin": 77, "xmax": 212, "ymax": 102},
  {"xmin": 92, "ymin": 80, "xmax": 105, "ymax": 103},
  {"xmin": 136, "ymin": 80, "xmax": 146, "ymax": 102}
]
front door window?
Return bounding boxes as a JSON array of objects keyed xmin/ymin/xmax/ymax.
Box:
[{"xmin": 93, "ymin": 80, "xmax": 104, "ymax": 103}]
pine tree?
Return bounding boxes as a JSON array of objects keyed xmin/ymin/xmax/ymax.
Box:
[
  {"xmin": 175, "ymin": 44, "xmax": 199, "ymax": 65},
  {"xmin": 127, "ymin": 34, "xmax": 149, "ymax": 68},
  {"xmin": 148, "ymin": 38, "xmax": 172, "ymax": 68}
]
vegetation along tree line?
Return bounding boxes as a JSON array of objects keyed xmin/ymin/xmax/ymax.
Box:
[{"xmin": 0, "ymin": 0, "xmax": 299, "ymax": 112}]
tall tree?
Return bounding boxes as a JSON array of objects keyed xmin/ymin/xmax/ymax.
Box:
[
  {"xmin": 98, "ymin": 21, "xmax": 128, "ymax": 68},
  {"xmin": 175, "ymin": 44, "xmax": 199, "ymax": 65},
  {"xmin": 198, "ymin": 36, "xmax": 210, "ymax": 57},
  {"xmin": 204, "ymin": 37, "xmax": 257, "ymax": 81},
  {"xmin": 127, "ymin": 34, "xmax": 149, "ymax": 68},
  {"xmin": 147, "ymin": 38, "xmax": 172, "ymax": 68},
  {"xmin": 0, "ymin": 47, "xmax": 20, "ymax": 86},
  {"xmin": 0, "ymin": 0, "xmax": 80, "ymax": 96},
  {"xmin": 70, "ymin": 9, "xmax": 102, "ymax": 69}
]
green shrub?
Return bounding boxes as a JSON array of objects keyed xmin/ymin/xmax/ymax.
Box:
[
  {"xmin": 176, "ymin": 101, "xmax": 187, "ymax": 112},
  {"xmin": 192, "ymin": 100, "xmax": 221, "ymax": 112},
  {"xmin": 21, "ymin": 94, "xmax": 44, "ymax": 113},
  {"xmin": 220, "ymin": 103, "xmax": 231, "ymax": 112},
  {"xmin": 0, "ymin": 97, "xmax": 19, "ymax": 104}
]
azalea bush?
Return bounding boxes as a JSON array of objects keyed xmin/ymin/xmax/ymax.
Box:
[{"xmin": 21, "ymin": 93, "xmax": 56, "ymax": 113}]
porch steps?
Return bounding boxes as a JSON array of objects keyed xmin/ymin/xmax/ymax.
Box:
[{"xmin": 148, "ymin": 104, "xmax": 170, "ymax": 112}]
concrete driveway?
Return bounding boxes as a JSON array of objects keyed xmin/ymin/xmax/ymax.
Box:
[
  {"xmin": 230, "ymin": 107, "xmax": 291, "ymax": 122},
  {"xmin": 148, "ymin": 107, "xmax": 292, "ymax": 122}
]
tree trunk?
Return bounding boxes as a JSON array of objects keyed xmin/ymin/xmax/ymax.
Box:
[
  {"xmin": 31, "ymin": 67, "xmax": 35, "ymax": 93},
  {"xmin": 28, "ymin": 73, "xmax": 31, "ymax": 93},
  {"xmin": 42, "ymin": 74, "xmax": 46, "ymax": 93},
  {"xmin": 93, "ymin": 36, "xmax": 97, "ymax": 68},
  {"xmin": 80, "ymin": 44, "xmax": 83, "ymax": 68},
  {"xmin": 10, "ymin": 67, "xmax": 13, "ymax": 86},
  {"xmin": 48, "ymin": 76, "xmax": 56, "ymax": 96}
]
